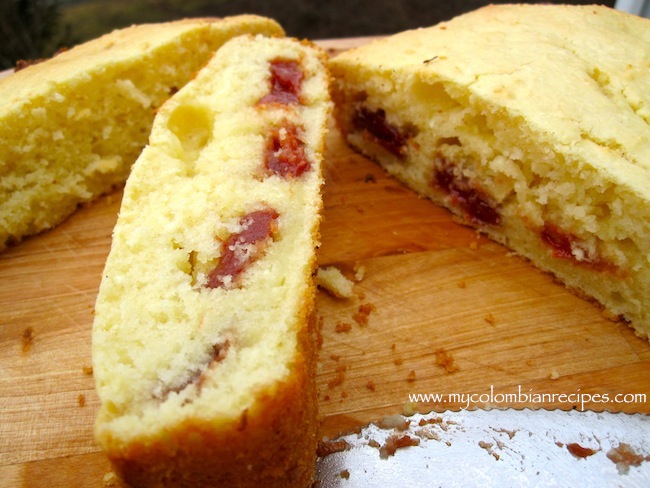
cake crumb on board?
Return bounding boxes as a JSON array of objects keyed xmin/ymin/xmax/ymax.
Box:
[
  {"xmin": 21, "ymin": 327, "xmax": 34, "ymax": 353},
  {"xmin": 335, "ymin": 322, "xmax": 352, "ymax": 333},
  {"xmin": 353, "ymin": 302, "xmax": 376, "ymax": 326},
  {"xmin": 435, "ymin": 348, "xmax": 459, "ymax": 373},
  {"xmin": 353, "ymin": 262, "xmax": 366, "ymax": 281},
  {"xmin": 327, "ymin": 364, "xmax": 347, "ymax": 389},
  {"xmin": 103, "ymin": 472, "xmax": 118, "ymax": 487},
  {"xmin": 317, "ymin": 266, "xmax": 355, "ymax": 298}
]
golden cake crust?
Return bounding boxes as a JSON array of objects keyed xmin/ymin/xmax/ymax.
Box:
[
  {"xmin": 332, "ymin": 4, "xmax": 650, "ymax": 193},
  {"xmin": 0, "ymin": 16, "xmax": 283, "ymax": 111}
]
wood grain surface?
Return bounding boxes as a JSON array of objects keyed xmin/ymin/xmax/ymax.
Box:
[{"xmin": 1, "ymin": 37, "xmax": 649, "ymax": 487}]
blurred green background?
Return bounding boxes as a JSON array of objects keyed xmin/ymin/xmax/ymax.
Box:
[{"xmin": 1, "ymin": 0, "xmax": 617, "ymax": 70}]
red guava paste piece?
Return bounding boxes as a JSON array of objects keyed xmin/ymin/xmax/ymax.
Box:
[
  {"xmin": 258, "ymin": 59, "xmax": 303, "ymax": 105},
  {"xmin": 540, "ymin": 223, "xmax": 577, "ymax": 260},
  {"xmin": 433, "ymin": 164, "xmax": 500, "ymax": 226},
  {"xmin": 154, "ymin": 340, "xmax": 230, "ymax": 401},
  {"xmin": 540, "ymin": 223, "xmax": 618, "ymax": 273},
  {"xmin": 567, "ymin": 443, "xmax": 598, "ymax": 459},
  {"xmin": 207, "ymin": 208, "xmax": 279, "ymax": 289},
  {"xmin": 352, "ymin": 107, "xmax": 414, "ymax": 158},
  {"xmin": 265, "ymin": 122, "xmax": 311, "ymax": 178}
]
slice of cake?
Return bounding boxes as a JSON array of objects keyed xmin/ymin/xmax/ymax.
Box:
[
  {"xmin": 330, "ymin": 4, "xmax": 650, "ymax": 339},
  {"xmin": 92, "ymin": 35, "xmax": 331, "ymax": 486},
  {"xmin": 0, "ymin": 15, "xmax": 284, "ymax": 252}
]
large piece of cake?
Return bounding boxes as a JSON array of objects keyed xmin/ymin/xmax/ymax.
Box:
[
  {"xmin": 330, "ymin": 4, "xmax": 650, "ymax": 339},
  {"xmin": 92, "ymin": 35, "xmax": 331, "ymax": 486},
  {"xmin": 0, "ymin": 15, "xmax": 284, "ymax": 251}
]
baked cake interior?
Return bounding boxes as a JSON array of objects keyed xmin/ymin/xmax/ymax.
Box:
[
  {"xmin": 93, "ymin": 34, "xmax": 329, "ymax": 446},
  {"xmin": 331, "ymin": 5, "xmax": 650, "ymax": 338},
  {"xmin": 0, "ymin": 17, "xmax": 283, "ymax": 249}
]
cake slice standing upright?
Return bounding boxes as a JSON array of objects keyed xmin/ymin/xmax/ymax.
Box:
[
  {"xmin": 330, "ymin": 4, "xmax": 650, "ymax": 339},
  {"xmin": 92, "ymin": 35, "xmax": 331, "ymax": 487}
]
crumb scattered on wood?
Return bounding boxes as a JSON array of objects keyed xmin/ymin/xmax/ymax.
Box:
[
  {"xmin": 353, "ymin": 302, "xmax": 376, "ymax": 326},
  {"xmin": 315, "ymin": 316, "xmax": 324, "ymax": 350},
  {"xmin": 78, "ymin": 394, "xmax": 86, "ymax": 407},
  {"xmin": 402, "ymin": 401, "xmax": 417, "ymax": 416},
  {"xmin": 353, "ymin": 262, "xmax": 366, "ymax": 281},
  {"xmin": 328, "ymin": 365, "xmax": 347, "ymax": 389},
  {"xmin": 366, "ymin": 379, "xmax": 376, "ymax": 391},
  {"xmin": 335, "ymin": 322, "xmax": 352, "ymax": 333},
  {"xmin": 21, "ymin": 327, "xmax": 34, "ymax": 353},
  {"xmin": 393, "ymin": 357, "xmax": 404, "ymax": 366},
  {"xmin": 330, "ymin": 354, "xmax": 341, "ymax": 362},
  {"xmin": 435, "ymin": 348, "xmax": 459, "ymax": 373},
  {"xmin": 484, "ymin": 313, "xmax": 496, "ymax": 326},
  {"xmin": 103, "ymin": 471, "xmax": 118, "ymax": 487},
  {"xmin": 82, "ymin": 366, "xmax": 94, "ymax": 376},
  {"xmin": 406, "ymin": 370, "xmax": 417, "ymax": 382},
  {"xmin": 317, "ymin": 266, "xmax": 355, "ymax": 299},
  {"xmin": 457, "ymin": 280, "xmax": 467, "ymax": 289}
]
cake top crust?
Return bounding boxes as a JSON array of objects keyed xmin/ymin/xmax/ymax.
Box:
[
  {"xmin": 332, "ymin": 4, "xmax": 650, "ymax": 191},
  {"xmin": 0, "ymin": 15, "xmax": 284, "ymax": 113}
]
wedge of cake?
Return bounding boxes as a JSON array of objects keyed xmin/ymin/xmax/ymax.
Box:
[
  {"xmin": 330, "ymin": 4, "xmax": 650, "ymax": 339},
  {"xmin": 92, "ymin": 35, "xmax": 331, "ymax": 487},
  {"xmin": 0, "ymin": 15, "xmax": 284, "ymax": 251}
]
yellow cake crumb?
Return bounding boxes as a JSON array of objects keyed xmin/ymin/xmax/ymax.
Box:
[{"xmin": 317, "ymin": 266, "xmax": 355, "ymax": 298}]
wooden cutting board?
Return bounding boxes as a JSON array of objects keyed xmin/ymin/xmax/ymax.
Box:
[{"xmin": 1, "ymin": 37, "xmax": 649, "ymax": 487}]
